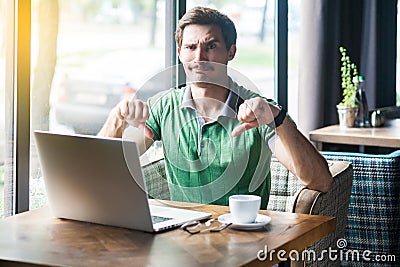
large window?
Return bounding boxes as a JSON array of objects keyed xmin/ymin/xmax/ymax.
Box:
[
  {"xmin": 1, "ymin": 0, "xmax": 167, "ymax": 216},
  {"xmin": 29, "ymin": 0, "xmax": 166, "ymax": 210},
  {"xmin": 287, "ymin": 0, "xmax": 300, "ymax": 122}
]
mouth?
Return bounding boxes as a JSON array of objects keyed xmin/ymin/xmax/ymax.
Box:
[{"xmin": 187, "ymin": 62, "xmax": 214, "ymax": 72}]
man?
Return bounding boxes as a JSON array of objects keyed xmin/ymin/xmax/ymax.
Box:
[{"xmin": 99, "ymin": 6, "xmax": 332, "ymax": 209}]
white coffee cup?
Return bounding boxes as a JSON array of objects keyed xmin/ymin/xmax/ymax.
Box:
[{"xmin": 229, "ymin": 194, "xmax": 261, "ymax": 224}]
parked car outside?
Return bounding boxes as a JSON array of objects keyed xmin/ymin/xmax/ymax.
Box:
[{"xmin": 52, "ymin": 50, "xmax": 164, "ymax": 135}]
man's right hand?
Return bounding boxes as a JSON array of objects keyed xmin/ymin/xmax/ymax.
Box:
[
  {"xmin": 98, "ymin": 96, "xmax": 154, "ymax": 140},
  {"xmin": 115, "ymin": 98, "xmax": 154, "ymax": 139}
]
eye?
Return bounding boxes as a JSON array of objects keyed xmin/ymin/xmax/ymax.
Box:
[
  {"xmin": 207, "ymin": 42, "xmax": 217, "ymax": 49},
  {"xmin": 184, "ymin": 44, "xmax": 196, "ymax": 50}
]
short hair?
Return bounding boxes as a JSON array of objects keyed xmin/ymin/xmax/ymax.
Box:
[{"xmin": 175, "ymin": 6, "xmax": 237, "ymax": 50}]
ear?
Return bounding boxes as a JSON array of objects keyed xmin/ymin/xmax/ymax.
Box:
[
  {"xmin": 177, "ymin": 47, "xmax": 183, "ymax": 62},
  {"xmin": 227, "ymin": 45, "xmax": 237, "ymax": 61}
]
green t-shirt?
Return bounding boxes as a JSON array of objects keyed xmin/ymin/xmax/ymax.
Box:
[{"xmin": 145, "ymin": 79, "xmax": 275, "ymax": 209}]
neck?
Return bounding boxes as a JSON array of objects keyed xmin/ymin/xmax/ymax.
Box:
[
  {"xmin": 190, "ymin": 80, "xmax": 229, "ymax": 123},
  {"xmin": 191, "ymin": 85, "xmax": 228, "ymax": 102},
  {"xmin": 190, "ymin": 76, "xmax": 230, "ymax": 102}
]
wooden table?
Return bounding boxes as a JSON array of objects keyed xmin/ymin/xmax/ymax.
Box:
[
  {"xmin": 309, "ymin": 119, "xmax": 400, "ymax": 150},
  {"xmin": 0, "ymin": 201, "xmax": 335, "ymax": 267}
]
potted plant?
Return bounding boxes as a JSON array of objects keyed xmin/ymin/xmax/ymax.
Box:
[{"xmin": 337, "ymin": 46, "xmax": 359, "ymax": 128}]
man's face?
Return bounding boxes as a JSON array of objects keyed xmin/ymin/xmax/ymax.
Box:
[{"xmin": 178, "ymin": 24, "xmax": 236, "ymax": 86}]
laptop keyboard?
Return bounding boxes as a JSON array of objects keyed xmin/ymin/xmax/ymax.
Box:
[{"xmin": 151, "ymin": 215, "xmax": 173, "ymax": 224}]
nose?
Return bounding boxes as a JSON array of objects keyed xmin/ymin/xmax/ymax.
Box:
[{"xmin": 194, "ymin": 46, "xmax": 207, "ymax": 62}]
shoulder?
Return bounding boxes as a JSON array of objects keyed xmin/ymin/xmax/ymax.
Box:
[
  {"xmin": 147, "ymin": 87, "xmax": 186, "ymax": 107},
  {"xmin": 230, "ymin": 79, "xmax": 261, "ymax": 100}
]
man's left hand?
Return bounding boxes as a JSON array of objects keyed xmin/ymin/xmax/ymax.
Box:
[{"xmin": 231, "ymin": 97, "xmax": 277, "ymax": 137}]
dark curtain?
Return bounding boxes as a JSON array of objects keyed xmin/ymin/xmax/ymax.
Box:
[{"xmin": 298, "ymin": 0, "xmax": 397, "ymax": 136}]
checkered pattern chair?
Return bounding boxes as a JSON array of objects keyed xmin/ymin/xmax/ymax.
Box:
[
  {"xmin": 142, "ymin": 157, "xmax": 353, "ymax": 267},
  {"xmin": 322, "ymin": 150, "xmax": 400, "ymax": 266},
  {"xmin": 268, "ymin": 158, "xmax": 353, "ymax": 267}
]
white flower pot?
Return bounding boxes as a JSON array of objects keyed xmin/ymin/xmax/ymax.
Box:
[{"xmin": 337, "ymin": 105, "xmax": 358, "ymax": 128}]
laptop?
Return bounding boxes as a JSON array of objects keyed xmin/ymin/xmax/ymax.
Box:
[{"xmin": 34, "ymin": 130, "xmax": 211, "ymax": 232}]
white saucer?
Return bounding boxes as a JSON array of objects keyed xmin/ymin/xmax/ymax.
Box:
[{"xmin": 218, "ymin": 213, "xmax": 271, "ymax": 230}]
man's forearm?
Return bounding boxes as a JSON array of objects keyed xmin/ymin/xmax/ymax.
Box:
[
  {"xmin": 97, "ymin": 109, "xmax": 125, "ymax": 138},
  {"xmin": 97, "ymin": 111, "xmax": 152, "ymax": 155},
  {"xmin": 274, "ymin": 117, "xmax": 333, "ymax": 192}
]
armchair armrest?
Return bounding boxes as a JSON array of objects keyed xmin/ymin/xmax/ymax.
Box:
[
  {"xmin": 292, "ymin": 160, "xmax": 353, "ymax": 267},
  {"xmin": 292, "ymin": 161, "xmax": 352, "ymax": 215}
]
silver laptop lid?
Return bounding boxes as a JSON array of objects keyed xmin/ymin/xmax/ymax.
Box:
[{"xmin": 34, "ymin": 131, "xmax": 211, "ymax": 232}]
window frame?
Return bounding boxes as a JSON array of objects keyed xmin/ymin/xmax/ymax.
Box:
[
  {"xmin": 275, "ymin": 0, "xmax": 288, "ymax": 110},
  {"xmin": 7, "ymin": 0, "xmax": 31, "ymax": 215}
]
